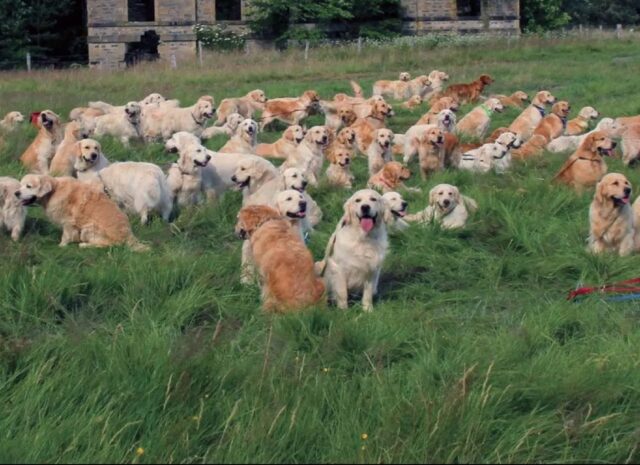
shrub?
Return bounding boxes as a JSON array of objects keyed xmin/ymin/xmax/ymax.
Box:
[{"xmin": 194, "ymin": 24, "xmax": 247, "ymax": 52}]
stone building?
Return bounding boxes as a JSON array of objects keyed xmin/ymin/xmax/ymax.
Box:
[{"xmin": 87, "ymin": 0, "xmax": 519, "ymax": 69}]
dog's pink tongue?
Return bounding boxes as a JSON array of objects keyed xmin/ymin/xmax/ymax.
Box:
[
  {"xmin": 623, "ymin": 197, "xmax": 630, "ymax": 204},
  {"xmin": 360, "ymin": 218, "xmax": 375, "ymax": 233}
]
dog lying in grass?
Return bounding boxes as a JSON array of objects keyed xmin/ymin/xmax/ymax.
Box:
[{"xmin": 406, "ymin": 184, "xmax": 477, "ymax": 229}]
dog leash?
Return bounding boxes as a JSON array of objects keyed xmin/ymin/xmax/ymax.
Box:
[{"xmin": 568, "ymin": 277, "xmax": 640, "ymax": 301}]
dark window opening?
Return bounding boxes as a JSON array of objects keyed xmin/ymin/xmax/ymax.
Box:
[
  {"xmin": 129, "ymin": 0, "xmax": 155, "ymax": 22},
  {"xmin": 457, "ymin": 0, "xmax": 481, "ymax": 17},
  {"xmin": 216, "ymin": 0, "xmax": 242, "ymax": 21},
  {"xmin": 125, "ymin": 30, "xmax": 159, "ymax": 67}
]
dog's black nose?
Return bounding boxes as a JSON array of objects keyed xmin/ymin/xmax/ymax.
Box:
[
  {"xmin": 401, "ymin": 201, "xmax": 408, "ymax": 209},
  {"xmin": 205, "ymin": 155, "xmax": 212, "ymax": 162},
  {"xmin": 14, "ymin": 191, "xmax": 20, "ymax": 198},
  {"xmin": 91, "ymin": 153, "xmax": 98, "ymax": 161},
  {"xmin": 361, "ymin": 204, "xmax": 371, "ymax": 214},
  {"xmin": 299, "ymin": 201, "xmax": 307, "ymax": 210},
  {"xmin": 443, "ymin": 199, "xmax": 451, "ymax": 207},
  {"xmin": 322, "ymin": 136, "xmax": 328, "ymax": 144},
  {"xmin": 231, "ymin": 175, "xmax": 237, "ymax": 182},
  {"xmin": 624, "ymin": 187, "xmax": 631, "ymax": 196},
  {"xmin": 612, "ymin": 141, "xmax": 618, "ymax": 148},
  {"xmin": 301, "ymin": 180, "xmax": 308, "ymax": 188}
]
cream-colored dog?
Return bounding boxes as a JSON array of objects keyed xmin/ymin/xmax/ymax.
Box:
[
  {"xmin": 144, "ymin": 96, "xmax": 215, "ymax": 141},
  {"xmin": 215, "ymin": 89, "xmax": 267, "ymax": 125},
  {"xmin": 319, "ymin": 189, "xmax": 390, "ymax": 312},
  {"xmin": 219, "ymin": 119, "xmax": 258, "ymax": 154},
  {"xmin": 566, "ymin": 106, "xmax": 599, "ymax": 135},
  {"xmin": 0, "ymin": 111, "xmax": 25, "ymax": 131},
  {"xmin": 201, "ymin": 113, "xmax": 244, "ymax": 140},
  {"xmin": 382, "ymin": 191, "xmax": 409, "ymax": 231},
  {"xmin": 166, "ymin": 143, "xmax": 212, "ymax": 209},
  {"xmin": 406, "ymin": 184, "xmax": 477, "ymax": 229},
  {"xmin": 0, "ymin": 177, "xmax": 26, "ymax": 241},
  {"xmin": 49, "ymin": 120, "xmax": 96, "ymax": 176},
  {"xmin": 367, "ymin": 128, "xmax": 394, "ymax": 175},
  {"xmin": 280, "ymin": 125, "xmax": 329, "ymax": 186},
  {"xmin": 93, "ymin": 102, "xmax": 142, "ymax": 146}
]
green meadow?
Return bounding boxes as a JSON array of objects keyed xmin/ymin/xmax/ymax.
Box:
[{"xmin": 1, "ymin": 36, "xmax": 640, "ymax": 463}]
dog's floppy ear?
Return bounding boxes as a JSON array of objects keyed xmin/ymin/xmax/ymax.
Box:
[
  {"xmin": 451, "ymin": 186, "xmax": 461, "ymax": 204},
  {"xmin": 342, "ymin": 198, "xmax": 354, "ymax": 226},
  {"xmin": 595, "ymin": 179, "xmax": 607, "ymax": 205},
  {"xmin": 382, "ymin": 201, "xmax": 395, "ymax": 225},
  {"xmin": 74, "ymin": 140, "xmax": 83, "ymax": 158},
  {"xmin": 39, "ymin": 176, "xmax": 54, "ymax": 197},
  {"xmin": 382, "ymin": 164, "xmax": 399, "ymax": 186},
  {"xmin": 584, "ymin": 133, "xmax": 598, "ymax": 152},
  {"xmin": 429, "ymin": 186, "xmax": 439, "ymax": 206},
  {"xmin": 284, "ymin": 127, "xmax": 295, "ymax": 142}
]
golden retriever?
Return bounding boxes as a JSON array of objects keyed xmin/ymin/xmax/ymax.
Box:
[
  {"xmin": 367, "ymin": 161, "xmax": 413, "ymax": 193},
  {"xmin": 0, "ymin": 111, "xmax": 25, "ymax": 131},
  {"xmin": 459, "ymin": 142, "xmax": 509, "ymax": 173},
  {"xmin": 547, "ymin": 118, "xmax": 615, "ymax": 153},
  {"xmin": 219, "ymin": 119, "xmax": 258, "ymax": 154},
  {"xmin": 93, "ymin": 102, "xmax": 143, "ymax": 146},
  {"xmin": 320, "ymin": 102, "xmax": 357, "ymax": 132},
  {"xmin": 417, "ymin": 97, "xmax": 460, "ymax": 125},
  {"xmin": 144, "ymin": 96, "xmax": 215, "ymax": 141},
  {"xmin": 281, "ymin": 125, "xmax": 329, "ymax": 186},
  {"xmin": 215, "ymin": 89, "xmax": 267, "ymax": 125},
  {"xmin": 382, "ymin": 191, "xmax": 409, "ymax": 231},
  {"xmin": 319, "ymin": 189, "xmax": 390, "ymax": 312},
  {"xmin": 49, "ymin": 120, "xmax": 96, "ymax": 176},
  {"xmin": 351, "ymin": 100, "xmax": 394, "ymax": 153},
  {"xmin": 492, "ymin": 91, "xmax": 529, "ymax": 109},
  {"xmin": 326, "ymin": 145, "xmax": 355, "ymax": 189},
  {"xmin": 256, "ymin": 125, "xmax": 305, "ymax": 159},
  {"xmin": 372, "ymin": 72, "xmax": 413, "ymax": 100},
  {"xmin": 533, "ymin": 100, "xmax": 571, "ymax": 142},
  {"xmin": 260, "ymin": 90, "xmax": 320, "ymax": 130},
  {"xmin": 402, "ymin": 95, "xmax": 423, "ymax": 110},
  {"xmin": 588, "ymin": 173, "xmax": 638, "ymax": 256},
  {"xmin": 456, "ymin": 98, "xmax": 505, "ymax": 139},
  {"xmin": 16, "ymin": 175, "xmax": 146, "ymax": 250},
  {"xmin": 326, "ymin": 127, "xmax": 356, "ymax": 160},
  {"xmin": 166, "ymin": 143, "xmax": 212, "ymax": 208},
  {"xmin": 20, "ymin": 110, "xmax": 63, "ymax": 174},
  {"xmin": 615, "ymin": 124, "xmax": 640, "ymax": 166},
  {"xmin": 508, "ymin": 90, "xmax": 556, "ymax": 141},
  {"xmin": 275, "ymin": 189, "xmax": 312, "ymax": 241},
  {"xmin": 566, "ymin": 106, "xmax": 599, "ymax": 135},
  {"xmin": 406, "ymin": 184, "xmax": 477, "ymax": 229},
  {"xmin": 553, "ymin": 131, "xmax": 616, "ymax": 191},
  {"xmin": 433, "ymin": 74, "xmax": 494, "ymax": 105},
  {"xmin": 200, "ymin": 113, "xmax": 245, "ymax": 140},
  {"xmin": 0, "ymin": 177, "xmax": 26, "ymax": 241},
  {"xmin": 73, "ymin": 139, "xmax": 110, "ymax": 179},
  {"xmin": 235, "ymin": 205, "xmax": 325, "ymax": 313},
  {"xmin": 511, "ymin": 134, "xmax": 548, "ymax": 160},
  {"xmin": 367, "ymin": 128, "xmax": 394, "ymax": 175}
]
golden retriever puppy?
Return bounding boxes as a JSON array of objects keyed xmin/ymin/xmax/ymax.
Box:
[
  {"xmin": 553, "ymin": 131, "xmax": 616, "ymax": 191},
  {"xmin": 20, "ymin": 110, "xmax": 63, "ymax": 174},
  {"xmin": 75, "ymin": 153, "xmax": 173, "ymax": 224},
  {"xmin": 326, "ymin": 146, "xmax": 355, "ymax": 189},
  {"xmin": 144, "ymin": 96, "xmax": 216, "ymax": 141},
  {"xmin": 0, "ymin": 177, "xmax": 26, "ymax": 241},
  {"xmin": 166, "ymin": 143, "xmax": 212, "ymax": 208},
  {"xmin": 215, "ymin": 89, "xmax": 267, "ymax": 125},
  {"xmin": 0, "ymin": 111, "xmax": 25, "ymax": 131},
  {"xmin": 547, "ymin": 118, "xmax": 615, "ymax": 153},
  {"xmin": 588, "ymin": 173, "xmax": 638, "ymax": 256},
  {"xmin": 260, "ymin": 90, "xmax": 320, "ymax": 130},
  {"xmin": 402, "ymin": 95, "xmax": 423, "ymax": 110},
  {"xmin": 508, "ymin": 90, "xmax": 556, "ymax": 141},
  {"xmin": 456, "ymin": 98, "xmax": 505, "ymax": 139},
  {"xmin": 320, "ymin": 189, "xmax": 390, "ymax": 312},
  {"xmin": 219, "ymin": 119, "xmax": 258, "ymax": 154},
  {"xmin": 235, "ymin": 205, "xmax": 325, "ymax": 312},
  {"xmin": 256, "ymin": 124, "xmax": 305, "ymax": 159},
  {"xmin": 93, "ymin": 102, "xmax": 142, "ymax": 146},
  {"xmin": 49, "ymin": 120, "xmax": 96, "ymax": 176},
  {"xmin": 16, "ymin": 175, "xmax": 146, "ymax": 250},
  {"xmin": 367, "ymin": 128, "xmax": 394, "ymax": 175},
  {"xmin": 533, "ymin": 100, "xmax": 571, "ymax": 141},
  {"xmin": 351, "ymin": 100, "xmax": 394, "ymax": 153},
  {"xmin": 201, "ymin": 113, "xmax": 244, "ymax": 140},
  {"xmin": 406, "ymin": 184, "xmax": 477, "ymax": 229},
  {"xmin": 280, "ymin": 125, "xmax": 329, "ymax": 186},
  {"xmin": 382, "ymin": 191, "xmax": 409, "ymax": 231},
  {"xmin": 367, "ymin": 161, "xmax": 414, "ymax": 193},
  {"xmin": 492, "ymin": 91, "xmax": 529, "ymax": 109},
  {"xmin": 566, "ymin": 106, "xmax": 599, "ymax": 135},
  {"xmin": 433, "ymin": 74, "xmax": 494, "ymax": 105}
]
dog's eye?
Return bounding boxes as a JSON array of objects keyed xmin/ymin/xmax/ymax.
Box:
[
  {"xmin": 26, "ymin": 185, "xmax": 31, "ymax": 189},
  {"xmin": 614, "ymin": 181, "xmax": 619, "ymax": 186},
  {"xmin": 370, "ymin": 197, "xmax": 377, "ymax": 202},
  {"xmin": 355, "ymin": 199, "xmax": 362, "ymax": 203},
  {"xmin": 292, "ymin": 174, "xmax": 297, "ymax": 178},
  {"xmin": 287, "ymin": 197, "xmax": 292, "ymax": 201}
]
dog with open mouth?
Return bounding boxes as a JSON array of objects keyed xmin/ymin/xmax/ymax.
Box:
[
  {"xmin": 553, "ymin": 131, "xmax": 616, "ymax": 192},
  {"xmin": 351, "ymin": 100, "xmax": 395, "ymax": 154},
  {"xmin": 417, "ymin": 97, "xmax": 460, "ymax": 125},
  {"xmin": 275, "ymin": 189, "xmax": 310, "ymax": 241},
  {"xmin": 0, "ymin": 177, "xmax": 26, "ymax": 242},
  {"xmin": 367, "ymin": 128, "xmax": 395, "ymax": 176},
  {"xmin": 588, "ymin": 173, "xmax": 639, "ymax": 257},
  {"xmin": 280, "ymin": 125, "xmax": 329, "ymax": 187},
  {"xmin": 20, "ymin": 110, "xmax": 63, "ymax": 174},
  {"xmin": 256, "ymin": 125, "xmax": 305, "ymax": 160},
  {"xmin": 318, "ymin": 189, "xmax": 391, "ymax": 312},
  {"xmin": 279, "ymin": 168, "xmax": 322, "ymax": 228},
  {"xmin": 406, "ymin": 184, "xmax": 478, "ymax": 230},
  {"xmin": 382, "ymin": 191, "xmax": 409, "ymax": 231},
  {"xmin": 167, "ymin": 143, "xmax": 212, "ymax": 209},
  {"xmin": 219, "ymin": 118, "xmax": 258, "ymax": 154},
  {"xmin": 15, "ymin": 174, "xmax": 147, "ymax": 251},
  {"xmin": 235, "ymin": 204, "xmax": 325, "ymax": 313}
]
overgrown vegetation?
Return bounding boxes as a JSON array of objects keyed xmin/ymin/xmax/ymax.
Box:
[
  {"xmin": 194, "ymin": 24, "xmax": 247, "ymax": 52},
  {"xmin": 1, "ymin": 36, "xmax": 640, "ymax": 462}
]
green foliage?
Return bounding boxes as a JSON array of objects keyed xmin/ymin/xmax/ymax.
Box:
[
  {"xmin": 521, "ymin": 0, "xmax": 571, "ymax": 32},
  {"xmin": 562, "ymin": 0, "xmax": 640, "ymax": 26},
  {"xmin": 194, "ymin": 24, "xmax": 247, "ymax": 52}
]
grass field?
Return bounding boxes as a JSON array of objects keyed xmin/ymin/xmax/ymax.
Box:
[{"xmin": 2, "ymin": 36, "xmax": 640, "ymax": 463}]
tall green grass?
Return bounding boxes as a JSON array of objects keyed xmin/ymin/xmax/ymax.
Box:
[{"xmin": 1, "ymin": 37, "xmax": 640, "ymax": 463}]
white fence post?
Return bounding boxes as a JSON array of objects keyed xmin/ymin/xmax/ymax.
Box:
[
  {"xmin": 198, "ymin": 41, "xmax": 203, "ymax": 67},
  {"xmin": 304, "ymin": 41, "xmax": 309, "ymax": 61},
  {"xmin": 617, "ymin": 24, "xmax": 623, "ymax": 39},
  {"xmin": 26, "ymin": 53, "xmax": 31, "ymax": 72},
  {"xmin": 357, "ymin": 37, "xmax": 362, "ymax": 54},
  {"xmin": 171, "ymin": 53, "xmax": 177, "ymax": 69}
]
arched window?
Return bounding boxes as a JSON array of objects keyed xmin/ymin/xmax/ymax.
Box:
[
  {"xmin": 457, "ymin": 0, "xmax": 481, "ymax": 18},
  {"xmin": 129, "ymin": 0, "xmax": 155, "ymax": 22},
  {"xmin": 216, "ymin": 0, "xmax": 242, "ymax": 21}
]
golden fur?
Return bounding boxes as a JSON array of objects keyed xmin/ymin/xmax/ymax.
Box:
[
  {"xmin": 235, "ymin": 205, "xmax": 325, "ymax": 312},
  {"xmin": 533, "ymin": 100, "xmax": 571, "ymax": 142},
  {"xmin": 215, "ymin": 89, "xmax": 267, "ymax": 125},
  {"xmin": 401, "ymin": 95, "xmax": 423, "ymax": 110},
  {"xmin": 351, "ymin": 100, "xmax": 394, "ymax": 153},
  {"xmin": 493, "ymin": 91, "xmax": 529, "ymax": 109},
  {"xmin": 20, "ymin": 110, "xmax": 62, "ymax": 174},
  {"xmin": 367, "ymin": 161, "xmax": 412, "ymax": 193},
  {"xmin": 508, "ymin": 90, "xmax": 556, "ymax": 141},
  {"xmin": 49, "ymin": 120, "xmax": 95, "ymax": 176},
  {"xmin": 256, "ymin": 125, "xmax": 305, "ymax": 159},
  {"xmin": 566, "ymin": 106, "xmax": 599, "ymax": 136},
  {"xmin": 432, "ymin": 74, "xmax": 494, "ymax": 105},
  {"xmin": 260, "ymin": 90, "xmax": 320, "ymax": 130}
]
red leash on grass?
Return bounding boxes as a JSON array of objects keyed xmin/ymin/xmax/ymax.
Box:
[{"xmin": 567, "ymin": 277, "xmax": 640, "ymax": 301}]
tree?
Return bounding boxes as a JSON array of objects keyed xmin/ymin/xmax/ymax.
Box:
[
  {"xmin": 562, "ymin": 0, "xmax": 640, "ymax": 26},
  {"xmin": 520, "ymin": 0, "xmax": 571, "ymax": 32}
]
